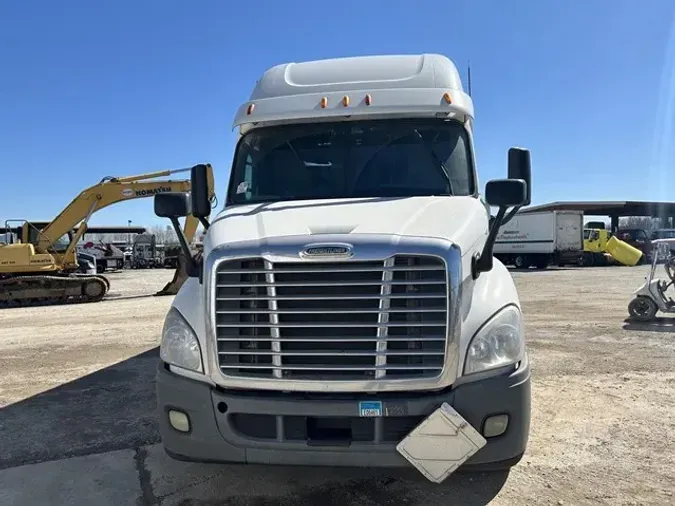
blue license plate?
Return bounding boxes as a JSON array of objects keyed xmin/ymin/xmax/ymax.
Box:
[{"xmin": 359, "ymin": 401, "xmax": 383, "ymax": 417}]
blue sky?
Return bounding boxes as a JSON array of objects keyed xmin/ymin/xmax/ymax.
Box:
[{"xmin": 1, "ymin": 0, "xmax": 674, "ymax": 228}]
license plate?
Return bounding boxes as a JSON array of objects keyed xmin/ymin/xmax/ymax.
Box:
[{"xmin": 358, "ymin": 401, "xmax": 383, "ymax": 417}]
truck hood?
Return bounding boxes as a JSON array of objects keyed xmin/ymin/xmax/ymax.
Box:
[{"xmin": 206, "ymin": 196, "xmax": 488, "ymax": 256}]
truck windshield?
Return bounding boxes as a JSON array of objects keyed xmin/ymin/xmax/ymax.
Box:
[{"xmin": 226, "ymin": 119, "xmax": 474, "ymax": 205}]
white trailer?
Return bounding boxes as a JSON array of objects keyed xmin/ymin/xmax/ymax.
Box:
[
  {"xmin": 494, "ymin": 211, "xmax": 584, "ymax": 269},
  {"xmin": 152, "ymin": 53, "xmax": 533, "ymax": 483}
]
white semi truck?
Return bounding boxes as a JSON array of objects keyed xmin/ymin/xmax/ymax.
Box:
[
  {"xmin": 152, "ymin": 54, "xmax": 532, "ymax": 483},
  {"xmin": 494, "ymin": 210, "xmax": 584, "ymax": 269}
]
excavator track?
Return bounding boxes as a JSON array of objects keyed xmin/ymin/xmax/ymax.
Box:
[{"xmin": 0, "ymin": 274, "xmax": 109, "ymax": 309}]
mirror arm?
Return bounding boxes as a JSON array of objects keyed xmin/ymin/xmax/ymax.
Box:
[
  {"xmin": 473, "ymin": 206, "xmax": 508, "ymax": 279},
  {"xmin": 500, "ymin": 205, "xmax": 522, "ymax": 227},
  {"xmin": 198, "ymin": 216, "xmax": 210, "ymax": 231},
  {"xmin": 169, "ymin": 216, "xmax": 199, "ymax": 277}
]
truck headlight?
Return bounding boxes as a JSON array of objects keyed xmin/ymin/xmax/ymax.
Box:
[
  {"xmin": 160, "ymin": 308, "xmax": 203, "ymax": 373},
  {"xmin": 464, "ymin": 305, "xmax": 524, "ymax": 375}
]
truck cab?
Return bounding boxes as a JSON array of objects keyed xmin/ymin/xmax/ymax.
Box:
[
  {"xmin": 153, "ymin": 54, "xmax": 532, "ymax": 482},
  {"xmin": 617, "ymin": 228, "xmax": 652, "ymax": 263},
  {"xmin": 581, "ymin": 227, "xmax": 613, "ymax": 266}
]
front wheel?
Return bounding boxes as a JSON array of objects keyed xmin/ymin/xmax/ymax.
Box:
[{"xmin": 628, "ymin": 296, "xmax": 658, "ymax": 322}]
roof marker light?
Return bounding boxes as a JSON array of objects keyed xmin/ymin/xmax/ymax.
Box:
[
  {"xmin": 320, "ymin": 97, "xmax": 328, "ymax": 108},
  {"xmin": 342, "ymin": 95, "xmax": 350, "ymax": 107},
  {"xmin": 365, "ymin": 94, "xmax": 372, "ymax": 105},
  {"xmin": 246, "ymin": 103, "xmax": 255, "ymax": 115},
  {"xmin": 443, "ymin": 92, "xmax": 452, "ymax": 104}
]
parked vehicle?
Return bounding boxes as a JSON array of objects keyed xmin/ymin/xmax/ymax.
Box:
[
  {"xmin": 627, "ymin": 238, "xmax": 675, "ymax": 321},
  {"xmin": 0, "ymin": 232, "xmax": 15, "ymax": 245},
  {"xmin": 651, "ymin": 228, "xmax": 675, "ymax": 240},
  {"xmin": 651, "ymin": 229, "xmax": 675, "ymax": 257},
  {"xmin": 78, "ymin": 241, "xmax": 125, "ymax": 273},
  {"xmin": 130, "ymin": 234, "xmax": 164, "ymax": 269},
  {"xmin": 616, "ymin": 228, "xmax": 652, "ymax": 263},
  {"xmin": 163, "ymin": 245, "xmax": 181, "ymax": 269},
  {"xmin": 151, "ymin": 53, "xmax": 533, "ymax": 483},
  {"xmin": 494, "ymin": 211, "xmax": 583, "ymax": 269}
]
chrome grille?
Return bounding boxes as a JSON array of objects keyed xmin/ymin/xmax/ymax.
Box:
[{"xmin": 214, "ymin": 255, "xmax": 448, "ymax": 381}]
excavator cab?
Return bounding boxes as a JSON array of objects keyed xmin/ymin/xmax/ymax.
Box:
[
  {"xmin": 0, "ymin": 220, "xmax": 62, "ymax": 274},
  {"xmin": 5, "ymin": 220, "xmax": 71, "ymax": 254}
]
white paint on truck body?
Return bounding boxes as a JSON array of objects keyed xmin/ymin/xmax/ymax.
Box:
[
  {"xmin": 494, "ymin": 211, "xmax": 583, "ymax": 255},
  {"xmin": 160, "ymin": 53, "xmax": 531, "ymax": 482},
  {"xmin": 232, "ymin": 53, "xmax": 475, "ymax": 134},
  {"xmin": 183, "ymin": 52, "xmax": 526, "ymax": 391},
  {"xmin": 206, "ymin": 196, "xmax": 487, "ymax": 254}
]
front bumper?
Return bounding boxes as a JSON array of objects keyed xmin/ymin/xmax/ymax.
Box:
[{"xmin": 156, "ymin": 358, "xmax": 531, "ymax": 471}]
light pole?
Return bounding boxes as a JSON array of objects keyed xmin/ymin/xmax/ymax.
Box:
[{"xmin": 127, "ymin": 220, "xmax": 132, "ymax": 247}]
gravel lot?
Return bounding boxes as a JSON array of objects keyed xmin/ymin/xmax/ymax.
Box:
[{"xmin": 0, "ymin": 266, "xmax": 673, "ymax": 505}]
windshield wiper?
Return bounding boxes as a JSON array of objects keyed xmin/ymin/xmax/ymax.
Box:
[{"xmin": 414, "ymin": 129, "xmax": 454, "ymax": 195}]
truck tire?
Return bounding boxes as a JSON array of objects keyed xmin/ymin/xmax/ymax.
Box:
[
  {"xmin": 578, "ymin": 252, "xmax": 593, "ymax": 267},
  {"xmin": 534, "ymin": 257, "xmax": 548, "ymax": 269},
  {"xmin": 514, "ymin": 255, "xmax": 529, "ymax": 269},
  {"xmin": 593, "ymin": 253, "xmax": 608, "ymax": 266}
]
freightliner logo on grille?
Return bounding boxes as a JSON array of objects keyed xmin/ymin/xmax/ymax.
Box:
[{"xmin": 301, "ymin": 245, "xmax": 353, "ymax": 258}]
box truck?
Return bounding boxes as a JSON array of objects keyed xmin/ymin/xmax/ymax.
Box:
[
  {"xmin": 152, "ymin": 53, "xmax": 532, "ymax": 483},
  {"xmin": 494, "ymin": 211, "xmax": 584, "ymax": 269}
]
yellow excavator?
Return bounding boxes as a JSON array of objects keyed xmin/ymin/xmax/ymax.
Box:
[{"xmin": 0, "ymin": 164, "xmax": 215, "ymax": 308}]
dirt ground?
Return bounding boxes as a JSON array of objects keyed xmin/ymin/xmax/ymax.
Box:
[{"xmin": 0, "ymin": 266, "xmax": 673, "ymax": 505}]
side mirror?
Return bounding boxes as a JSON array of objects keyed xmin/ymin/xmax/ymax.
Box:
[
  {"xmin": 154, "ymin": 193, "xmax": 191, "ymax": 218},
  {"xmin": 474, "ymin": 147, "xmax": 533, "ymax": 279},
  {"xmin": 191, "ymin": 164, "xmax": 211, "ymax": 219},
  {"xmin": 153, "ymin": 192, "xmax": 198, "ymax": 279},
  {"xmin": 485, "ymin": 179, "xmax": 527, "ymax": 208},
  {"xmin": 507, "ymin": 147, "xmax": 531, "ymax": 206}
]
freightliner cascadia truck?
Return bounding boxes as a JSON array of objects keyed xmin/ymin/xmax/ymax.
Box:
[{"xmin": 153, "ymin": 53, "xmax": 533, "ymax": 483}]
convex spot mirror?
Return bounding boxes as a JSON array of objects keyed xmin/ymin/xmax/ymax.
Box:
[{"xmin": 154, "ymin": 193, "xmax": 191, "ymax": 218}]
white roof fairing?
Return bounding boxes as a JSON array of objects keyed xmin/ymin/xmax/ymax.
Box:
[{"xmin": 233, "ymin": 54, "xmax": 474, "ymax": 131}]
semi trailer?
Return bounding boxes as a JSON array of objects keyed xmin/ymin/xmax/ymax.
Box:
[
  {"xmin": 494, "ymin": 210, "xmax": 584, "ymax": 269},
  {"xmin": 153, "ymin": 53, "xmax": 533, "ymax": 483}
]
